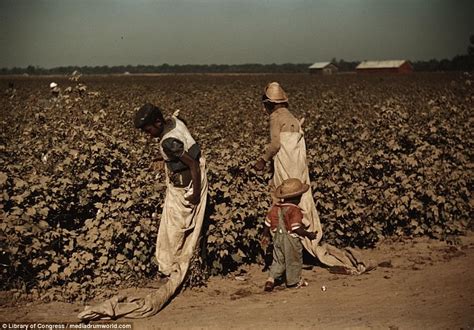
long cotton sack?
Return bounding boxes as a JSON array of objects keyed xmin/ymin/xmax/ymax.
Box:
[
  {"xmin": 273, "ymin": 127, "xmax": 371, "ymax": 275},
  {"xmin": 78, "ymin": 158, "xmax": 208, "ymax": 320}
]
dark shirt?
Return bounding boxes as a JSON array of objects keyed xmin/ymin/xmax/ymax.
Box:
[
  {"xmin": 161, "ymin": 138, "xmax": 185, "ymax": 160},
  {"xmin": 159, "ymin": 119, "xmax": 201, "ymax": 173}
]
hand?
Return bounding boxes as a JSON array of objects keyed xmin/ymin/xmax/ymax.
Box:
[
  {"xmin": 307, "ymin": 231, "xmax": 317, "ymax": 240},
  {"xmin": 185, "ymin": 193, "xmax": 200, "ymax": 205},
  {"xmin": 254, "ymin": 158, "xmax": 266, "ymax": 171},
  {"xmin": 260, "ymin": 236, "xmax": 270, "ymax": 249}
]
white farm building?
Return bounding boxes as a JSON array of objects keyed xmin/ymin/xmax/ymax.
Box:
[{"xmin": 308, "ymin": 62, "xmax": 339, "ymax": 75}]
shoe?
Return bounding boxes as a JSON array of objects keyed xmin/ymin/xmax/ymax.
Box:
[{"xmin": 264, "ymin": 280, "xmax": 274, "ymax": 292}]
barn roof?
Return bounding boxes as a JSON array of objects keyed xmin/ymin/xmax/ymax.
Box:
[
  {"xmin": 356, "ymin": 60, "xmax": 408, "ymax": 69},
  {"xmin": 308, "ymin": 62, "xmax": 333, "ymax": 69}
]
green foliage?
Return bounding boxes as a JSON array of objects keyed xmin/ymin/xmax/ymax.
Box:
[
  {"xmin": 1, "ymin": 89, "xmax": 163, "ymax": 301},
  {"xmin": 0, "ymin": 73, "xmax": 472, "ymax": 301}
]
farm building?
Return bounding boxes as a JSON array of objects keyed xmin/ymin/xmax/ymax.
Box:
[
  {"xmin": 356, "ymin": 60, "xmax": 413, "ymax": 74},
  {"xmin": 308, "ymin": 62, "xmax": 339, "ymax": 75}
]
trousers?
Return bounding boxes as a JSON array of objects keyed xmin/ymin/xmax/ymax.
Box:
[{"xmin": 269, "ymin": 208, "xmax": 303, "ymax": 286}]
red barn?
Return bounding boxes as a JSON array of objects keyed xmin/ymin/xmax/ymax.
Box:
[{"xmin": 356, "ymin": 60, "xmax": 413, "ymax": 74}]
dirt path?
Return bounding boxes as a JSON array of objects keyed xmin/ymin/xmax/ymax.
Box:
[{"xmin": 2, "ymin": 233, "xmax": 474, "ymax": 329}]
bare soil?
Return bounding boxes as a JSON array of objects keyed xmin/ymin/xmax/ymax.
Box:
[{"xmin": 1, "ymin": 232, "xmax": 473, "ymax": 330}]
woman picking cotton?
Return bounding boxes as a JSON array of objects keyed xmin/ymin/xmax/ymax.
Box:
[
  {"xmin": 134, "ymin": 103, "xmax": 208, "ymax": 281},
  {"xmin": 255, "ymin": 82, "xmax": 370, "ymax": 275},
  {"xmin": 255, "ymin": 82, "xmax": 323, "ymax": 249}
]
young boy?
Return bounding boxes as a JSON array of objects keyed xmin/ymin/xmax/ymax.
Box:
[{"xmin": 261, "ymin": 178, "xmax": 318, "ymax": 292}]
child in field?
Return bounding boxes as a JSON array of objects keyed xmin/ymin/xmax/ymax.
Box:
[{"xmin": 261, "ymin": 178, "xmax": 318, "ymax": 292}]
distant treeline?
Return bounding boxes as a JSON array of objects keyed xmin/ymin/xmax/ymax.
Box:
[
  {"xmin": 1, "ymin": 55, "xmax": 473, "ymax": 75},
  {"xmin": 1, "ymin": 63, "xmax": 310, "ymax": 75},
  {"xmin": 335, "ymin": 54, "xmax": 473, "ymax": 72}
]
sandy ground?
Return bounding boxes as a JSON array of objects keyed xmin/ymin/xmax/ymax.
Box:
[{"xmin": 1, "ymin": 232, "xmax": 474, "ymax": 330}]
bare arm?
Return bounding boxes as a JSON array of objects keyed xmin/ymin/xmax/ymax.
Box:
[
  {"xmin": 261, "ymin": 225, "xmax": 271, "ymax": 249},
  {"xmin": 293, "ymin": 227, "xmax": 317, "ymax": 240},
  {"xmin": 179, "ymin": 152, "xmax": 201, "ymax": 205},
  {"xmin": 262, "ymin": 225, "xmax": 270, "ymax": 239}
]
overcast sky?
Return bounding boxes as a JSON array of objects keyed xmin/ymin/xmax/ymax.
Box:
[{"xmin": 1, "ymin": 0, "xmax": 473, "ymax": 68}]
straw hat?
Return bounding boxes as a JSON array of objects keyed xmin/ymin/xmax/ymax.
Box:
[
  {"xmin": 274, "ymin": 178, "xmax": 309, "ymax": 199},
  {"xmin": 263, "ymin": 82, "xmax": 288, "ymax": 103}
]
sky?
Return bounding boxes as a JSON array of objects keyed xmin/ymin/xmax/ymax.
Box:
[{"xmin": 0, "ymin": 0, "xmax": 473, "ymax": 68}]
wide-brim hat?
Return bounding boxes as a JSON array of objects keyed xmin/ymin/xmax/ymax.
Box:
[
  {"xmin": 275, "ymin": 178, "xmax": 309, "ymax": 199},
  {"xmin": 263, "ymin": 82, "xmax": 288, "ymax": 104}
]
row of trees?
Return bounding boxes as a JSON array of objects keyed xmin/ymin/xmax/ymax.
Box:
[
  {"xmin": 2, "ymin": 36, "xmax": 473, "ymax": 75},
  {"xmin": 0, "ymin": 58, "xmax": 471, "ymax": 76},
  {"xmin": 336, "ymin": 35, "xmax": 474, "ymax": 72},
  {"xmin": 4, "ymin": 63, "xmax": 312, "ymax": 75},
  {"xmin": 1, "ymin": 57, "xmax": 472, "ymax": 76}
]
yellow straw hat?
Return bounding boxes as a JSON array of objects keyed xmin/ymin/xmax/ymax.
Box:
[
  {"xmin": 275, "ymin": 178, "xmax": 309, "ymax": 199},
  {"xmin": 264, "ymin": 82, "xmax": 288, "ymax": 103}
]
